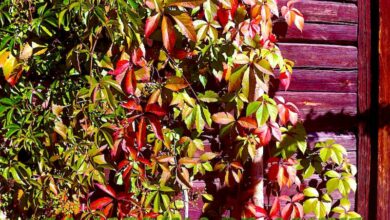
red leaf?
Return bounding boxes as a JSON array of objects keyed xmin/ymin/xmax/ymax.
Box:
[
  {"xmin": 269, "ymin": 197, "xmax": 281, "ymax": 218},
  {"xmin": 123, "ymin": 68, "xmax": 137, "ymax": 95},
  {"xmin": 109, "ymin": 60, "xmax": 130, "ymax": 76},
  {"xmin": 145, "ymin": 13, "xmax": 161, "ymax": 38},
  {"xmin": 118, "ymin": 159, "xmax": 130, "ymax": 170},
  {"xmin": 90, "ymin": 197, "xmax": 114, "ymax": 210},
  {"xmin": 217, "ymin": 9, "xmax": 230, "ymax": 27},
  {"xmin": 95, "ymin": 183, "xmax": 117, "ymax": 198},
  {"xmin": 145, "ymin": 212, "xmax": 160, "ymax": 218},
  {"xmin": 137, "ymin": 157, "xmax": 152, "ymax": 166},
  {"xmin": 121, "ymin": 99, "xmax": 142, "ymax": 111},
  {"xmin": 5, "ymin": 67, "xmax": 23, "ymax": 87},
  {"xmin": 171, "ymin": 49, "xmax": 196, "ymax": 59},
  {"xmin": 268, "ymin": 164, "xmax": 279, "ymax": 181},
  {"xmin": 292, "ymin": 193, "xmax": 304, "ymax": 203},
  {"xmin": 211, "ymin": 112, "xmax": 235, "ymax": 125},
  {"xmin": 131, "ymin": 48, "xmax": 147, "ymax": 67},
  {"xmin": 148, "ymin": 115, "xmax": 163, "ymax": 140},
  {"xmin": 281, "ymin": 203, "xmax": 293, "ymax": 220},
  {"xmin": 161, "ymin": 16, "xmax": 176, "ymax": 52},
  {"xmin": 279, "ymin": 71, "xmax": 291, "ymax": 91},
  {"xmin": 102, "ymin": 202, "xmax": 114, "ymax": 217},
  {"xmin": 137, "ymin": 117, "xmax": 147, "ymax": 149},
  {"xmin": 254, "ymin": 125, "xmax": 272, "ymax": 146},
  {"xmin": 237, "ymin": 117, "xmax": 257, "ymax": 129},
  {"xmin": 145, "ymin": 103, "xmax": 166, "ymax": 117},
  {"xmin": 293, "ymin": 203, "xmax": 304, "ymax": 218}
]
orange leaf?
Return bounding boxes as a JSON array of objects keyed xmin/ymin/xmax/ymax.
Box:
[
  {"xmin": 170, "ymin": 12, "xmax": 197, "ymax": 42},
  {"xmin": 164, "ymin": 76, "xmax": 189, "ymax": 91},
  {"xmin": 167, "ymin": 0, "xmax": 204, "ymax": 8},
  {"xmin": 137, "ymin": 117, "xmax": 147, "ymax": 149},
  {"xmin": 145, "ymin": 103, "xmax": 166, "ymax": 117},
  {"xmin": 211, "ymin": 112, "xmax": 235, "ymax": 125},
  {"xmin": 123, "ymin": 68, "xmax": 137, "ymax": 95},
  {"xmin": 237, "ymin": 117, "xmax": 257, "ymax": 129},
  {"xmin": 121, "ymin": 99, "xmax": 142, "ymax": 111},
  {"xmin": 161, "ymin": 16, "xmax": 176, "ymax": 52}
]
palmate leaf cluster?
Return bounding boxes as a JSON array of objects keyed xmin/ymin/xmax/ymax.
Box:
[{"xmin": 0, "ymin": 0, "xmax": 359, "ymax": 219}]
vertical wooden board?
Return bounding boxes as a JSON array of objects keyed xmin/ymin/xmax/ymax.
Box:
[
  {"xmin": 356, "ymin": 0, "xmax": 373, "ymax": 219},
  {"xmin": 377, "ymin": 0, "xmax": 390, "ymax": 219}
]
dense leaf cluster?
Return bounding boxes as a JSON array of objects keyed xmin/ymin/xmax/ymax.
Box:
[{"xmin": 0, "ymin": 0, "xmax": 359, "ymax": 219}]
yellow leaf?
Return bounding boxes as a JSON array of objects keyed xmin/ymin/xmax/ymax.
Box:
[
  {"xmin": 19, "ymin": 43, "xmax": 33, "ymax": 60},
  {"xmin": 0, "ymin": 49, "xmax": 10, "ymax": 68},
  {"xmin": 54, "ymin": 121, "xmax": 67, "ymax": 140}
]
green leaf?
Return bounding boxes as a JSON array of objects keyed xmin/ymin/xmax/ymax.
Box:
[
  {"xmin": 255, "ymin": 103, "xmax": 268, "ymax": 126},
  {"xmin": 153, "ymin": 193, "xmax": 160, "ymax": 213},
  {"xmin": 202, "ymin": 162, "xmax": 213, "ymax": 171},
  {"xmin": 303, "ymin": 164, "xmax": 315, "ymax": 179},
  {"xmin": 161, "ymin": 194, "xmax": 170, "ymax": 210},
  {"xmin": 246, "ymin": 101, "xmax": 261, "ymax": 116},
  {"xmin": 198, "ymin": 90, "xmax": 219, "ymax": 103},
  {"xmin": 93, "ymin": 155, "xmax": 107, "ymax": 165},
  {"xmin": 319, "ymin": 148, "xmax": 332, "ymax": 162},
  {"xmin": 303, "ymin": 187, "xmax": 319, "ymax": 197},
  {"xmin": 145, "ymin": 191, "xmax": 157, "ymax": 207},
  {"xmin": 325, "ymin": 170, "xmax": 340, "ymax": 178},
  {"xmin": 9, "ymin": 167, "xmax": 24, "ymax": 185},
  {"xmin": 326, "ymin": 178, "xmax": 339, "ymax": 193}
]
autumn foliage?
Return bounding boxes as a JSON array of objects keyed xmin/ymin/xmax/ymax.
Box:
[{"xmin": 0, "ymin": 0, "xmax": 359, "ymax": 219}]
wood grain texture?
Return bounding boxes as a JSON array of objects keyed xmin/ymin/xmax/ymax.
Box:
[
  {"xmin": 276, "ymin": 91, "xmax": 357, "ymax": 116},
  {"xmin": 279, "ymin": 43, "xmax": 358, "ymax": 69},
  {"xmin": 356, "ymin": 0, "xmax": 373, "ymax": 219},
  {"xmin": 282, "ymin": 23, "xmax": 357, "ymax": 44},
  {"xmin": 278, "ymin": 0, "xmax": 358, "ymax": 24},
  {"xmin": 284, "ymin": 69, "xmax": 357, "ymax": 92},
  {"xmin": 377, "ymin": 0, "xmax": 390, "ymax": 219}
]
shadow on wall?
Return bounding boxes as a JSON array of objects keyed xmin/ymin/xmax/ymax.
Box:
[{"xmin": 197, "ymin": 104, "xmax": 389, "ymax": 219}]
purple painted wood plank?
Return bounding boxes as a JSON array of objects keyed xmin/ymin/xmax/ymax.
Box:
[
  {"xmin": 281, "ymin": 69, "xmax": 357, "ymax": 92},
  {"xmin": 279, "ymin": 43, "xmax": 358, "ymax": 69},
  {"xmin": 278, "ymin": 0, "xmax": 358, "ymax": 23},
  {"xmin": 276, "ymin": 91, "xmax": 357, "ymax": 115},
  {"xmin": 281, "ymin": 23, "xmax": 357, "ymax": 43}
]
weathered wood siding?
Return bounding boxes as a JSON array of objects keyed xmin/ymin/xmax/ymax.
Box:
[
  {"xmin": 188, "ymin": 0, "xmax": 360, "ymax": 217},
  {"xmin": 278, "ymin": 0, "xmax": 358, "ymax": 212}
]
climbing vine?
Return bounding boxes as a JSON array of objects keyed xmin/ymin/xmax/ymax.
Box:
[{"xmin": 0, "ymin": 0, "xmax": 359, "ymax": 219}]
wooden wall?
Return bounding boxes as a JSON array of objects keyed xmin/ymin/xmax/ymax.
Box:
[
  {"xmin": 187, "ymin": 0, "xmax": 361, "ymax": 217},
  {"xmin": 278, "ymin": 0, "xmax": 359, "ymax": 212}
]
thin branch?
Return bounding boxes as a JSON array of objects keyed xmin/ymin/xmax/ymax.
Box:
[
  {"xmin": 165, "ymin": 53, "xmax": 201, "ymax": 103},
  {"xmin": 89, "ymin": 36, "xmax": 98, "ymax": 77}
]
